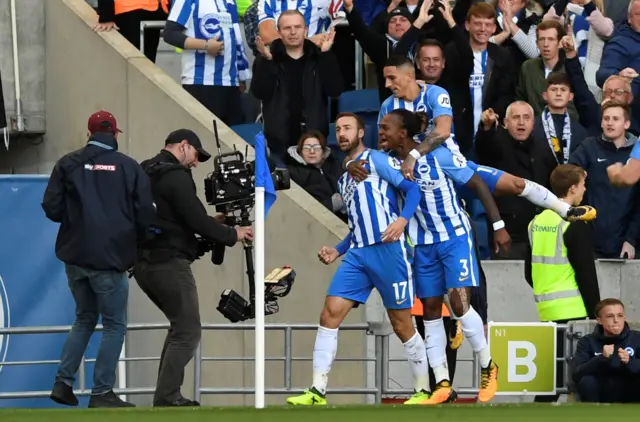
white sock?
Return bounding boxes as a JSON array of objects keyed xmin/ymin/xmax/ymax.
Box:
[
  {"xmin": 403, "ymin": 332, "xmax": 430, "ymax": 392},
  {"xmin": 519, "ymin": 179, "xmax": 570, "ymax": 217},
  {"xmin": 459, "ymin": 307, "xmax": 492, "ymax": 368},
  {"xmin": 312, "ymin": 326, "xmax": 338, "ymax": 395},
  {"xmin": 424, "ymin": 319, "xmax": 449, "ymax": 383}
]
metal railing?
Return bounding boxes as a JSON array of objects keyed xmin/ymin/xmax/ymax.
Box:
[
  {"xmin": 0, "ymin": 322, "xmax": 575, "ymax": 402},
  {"xmin": 0, "ymin": 322, "xmax": 487, "ymax": 403}
]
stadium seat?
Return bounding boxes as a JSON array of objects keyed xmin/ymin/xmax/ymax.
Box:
[
  {"xmin": 327, "ymin": 123, "xmax": 338, "ymax": 146},
  {"xmin": 231, "ymin": 123, "xmax": 263, "ymax": 146},
  {"xmin": 338, "ymin": 89, "xmax": 380, "ymax": 114},
  {"xmin": 338, "ymin": 89, "xmax": 381, "ymax": 130}
]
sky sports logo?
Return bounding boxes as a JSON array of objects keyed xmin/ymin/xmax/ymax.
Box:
[
  {"xmin": 84, "ymin": 164, "xmax": 116, "ymax": 171},
  {"xmin": 0, "ymin": 274, "xmax": 10, "ymax": 374}
]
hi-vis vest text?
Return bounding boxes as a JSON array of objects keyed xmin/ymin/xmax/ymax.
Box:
[
  {"xmin": 528, "ymin": 209, "xmax": 587, "ymax": 322},
  {"xmin": 115, "ymin": 0, "xmax": 169, "ymax": 15}
]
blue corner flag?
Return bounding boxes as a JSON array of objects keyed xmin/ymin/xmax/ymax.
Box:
[{"xmin": 255, "ymin": 132, "xmax": 277, "ymax": 218}]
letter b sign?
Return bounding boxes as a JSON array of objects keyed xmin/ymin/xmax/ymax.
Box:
[
  {"xmin": 507, "ymin": 341, "xmax": 537, "ymax": 382},
  {"xmin": 488, "ymin": 323, "xmax": 557, "ymax": 395}
]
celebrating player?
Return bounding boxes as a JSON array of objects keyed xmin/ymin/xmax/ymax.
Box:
[
  {"xmin": 286, "ymin": 112, "xmax": 430, "ymax": 406},
  {"xmin": 363, "ymin": 55, "xmax": 596, "ymax": 223},
  {"xmin": 380, "ymin": 109, "xmax": 505, "ymax": 403}
]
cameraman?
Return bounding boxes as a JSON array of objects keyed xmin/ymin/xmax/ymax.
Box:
[{"xmin": 133, "ymin": 129, "xmax": 253, "ymax": 407}]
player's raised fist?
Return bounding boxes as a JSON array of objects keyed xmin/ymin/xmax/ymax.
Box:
[{"xmin": 318, "ymin": 246, "xmax": 339, "ymax": 265}]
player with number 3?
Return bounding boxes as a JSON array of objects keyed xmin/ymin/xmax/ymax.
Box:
[{"xmin": 378, "ymin": 109, "xmax": 508, "ymax": 404}]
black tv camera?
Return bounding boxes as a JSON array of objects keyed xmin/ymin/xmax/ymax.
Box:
[{"xmin": 200, "ymin": 119, "xmax": 294, "ymax": 323}]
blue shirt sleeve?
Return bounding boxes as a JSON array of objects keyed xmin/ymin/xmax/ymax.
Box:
[
  {"xmin": 335, "ymin": 233, "xmax": 353, "ymax": 256},
  {"xmin": 370, "ymin": 150, "xmax": 406, "ymax": 187},
  {"xmin": 426, "ymin": 85, "xmax": 453, "ymax": 120},
  {"xmin": 432, "ymin": 147, "xmax": 474, "ymax": 184},
  {"xmin": 370, "ymin": 151, "xmax": 420, "ymax": 221},
  {"xmin": 631, "ymin": 142, "xmax": 640, "ymax": 161},
  {"xmin": 168, "ymin": 0, "xmax": 194, "ymax": 26}
]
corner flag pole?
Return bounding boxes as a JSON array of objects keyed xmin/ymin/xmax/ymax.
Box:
[{"xmin": 255, "ymin": 185, "xmax": 266, "ymax": 409}]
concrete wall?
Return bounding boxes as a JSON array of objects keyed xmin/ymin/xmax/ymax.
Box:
[
  {"xmin": 35, "ymin": 0, "xmax": 363, "ymax": 407},
  {"xmin": 0, "ymin": 0, "xmax": 46, "ymax": 134},
  {"xmin": 381, "ymin": 260, "xmax": 640, "ymax": 400}
]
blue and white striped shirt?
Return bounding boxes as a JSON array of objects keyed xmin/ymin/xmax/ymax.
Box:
[
  {"xmin": 168, "ymin": 0, "xmax": 251, "ymax": 86},
  {"xmin": 258, "ymin": 0, "xmax": 331, "ymax": 37},
  {"xmin": 378, "ymin": 84, "xmax": 462, "ymax": 159},
  {"xmin": 399, "ymin": 147, "xmax": 474, "ymax": 245},
  {"xmin": 337, "ymin": 149, "xmax": 407, "ymax": 248}
]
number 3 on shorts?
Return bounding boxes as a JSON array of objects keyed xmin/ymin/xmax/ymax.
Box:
[
  {"xmin": 459, "ymin": 259, "xmax": 469, "ymax": 279},
  {"xmin": 392, "ymin": 281, "xmax": 408, "ymax": 303}
]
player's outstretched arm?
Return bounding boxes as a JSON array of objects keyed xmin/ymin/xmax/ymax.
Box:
[
  {"xmin": 335, "ymin": 233, "xmax": 353, "ymax": 257},
  {"xmin": 465, "ymin": 174, "xmax": 511, "ymax": 254},
  {"xmin": 373, "ymin": 152, "xmax": 421, "ymax": 241}
]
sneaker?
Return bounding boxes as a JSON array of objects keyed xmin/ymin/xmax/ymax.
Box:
[
  {"xmin": 478, "ymin": 360, "xmax": 499, "ymax": 403},
  {"xmin": 449, "ymin": 320, "xmax": 464, "ymax": 350},
  {"xmin": 88, "ymin": 390, "xmax": 136, "ymax": 408},
  {"xmin": 50, "ymin": 381, "xmax": 78, "ymax": 407},
  {"xmin": 286, "ymin": 387, "xmax": 327, "ymax": 405},
  {"xmin": 403, "ymin": 389, "xmax": 430, "ymax": 405},
  {"xmin": 419, "ymin": 380, "xmax": 457, "ymax": 405},
  {"xmin": 154, "ymin": 397, "xmax": 200, "ymax": 407},
  {"xmin": 566, "ymin": 205, "xmax": 596, "ymax": 222}
]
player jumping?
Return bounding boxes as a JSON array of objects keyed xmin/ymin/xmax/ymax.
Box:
[
  {"xmin": 380, "ymin": 109, "xmax": 506, "ymax": 403},
  {"xmin": 353, "ymin": 55, "xmax": 596, "ymax": 223},
  {"xmin": 286, "ymin": 112, "xmax": 430, "ymax": 406}
]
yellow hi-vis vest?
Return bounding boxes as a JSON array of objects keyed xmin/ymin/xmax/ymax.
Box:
[{"xmin": 527, "ymin": 209, "xmax": 588, "ymax": 322}]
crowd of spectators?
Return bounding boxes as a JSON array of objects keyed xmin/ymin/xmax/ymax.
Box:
[{"xmin": 91, "ymin": 0, "xmax": 640, "ymax": 259}]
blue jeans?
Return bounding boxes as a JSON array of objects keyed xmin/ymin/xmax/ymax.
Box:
[{"xmin": 55, "ymin": 265, "xmax": 128, "ymax": 394}]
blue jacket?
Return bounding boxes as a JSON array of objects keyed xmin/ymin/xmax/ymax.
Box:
[
  {"xmin": 42, "ymin": 133, "xmax": 155, "ymax": 272},
  {"xmin": 572, "ymin": 323, "xmax": 640, "ymax": 384},
  {"xmin": 596, "ymin": 23, "xmax": 640, "ymax": 96},
  {"xmin": 568, "ymin": 134, "xmax": 640, "ymax": 257}
]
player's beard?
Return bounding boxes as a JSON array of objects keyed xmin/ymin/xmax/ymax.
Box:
[{"xmin": 339, "ymin": 136, "xmax": 360, "ymax": 154}]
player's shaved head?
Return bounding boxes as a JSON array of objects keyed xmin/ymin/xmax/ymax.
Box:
[{"xmin": 384, "ymin": 55, "xmax": 415, "ymax": 73}]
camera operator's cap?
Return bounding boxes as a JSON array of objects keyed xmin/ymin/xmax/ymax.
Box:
[
  {"xmin": 165, "ymin": 129, "xmax": 212, "ymax": 162},
  {"xmin": 88, "ymin": 110, "xmax": 122, "ymax": 134}
]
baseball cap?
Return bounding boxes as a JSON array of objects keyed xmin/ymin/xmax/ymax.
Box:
[
  {"xmin": 165, "ymin": 129, "xmax": 212, "ymax": 163},
  {"xmin": 88, "ymin": 110, "xmax": 122, "ymax": 134},
  {"xmin": 388, "ymin": 7, "xmax": 415, "ymax": 24}
]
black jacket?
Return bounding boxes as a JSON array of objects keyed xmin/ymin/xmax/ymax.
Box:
[
  {"xmin": 442, "ymin": 28, "xmax": 515, "ymax": 155},
  {"xmin": 532, "ymin": 113, "xmax": 589, "ymax": 164},
  {"xmin": 138, "ymin": 150, "xmax": 237, "ymax": 261},
  {"xmin": 475, "ymin": 126, "xmax": 557, "ymax": 242},
  {"xmin": 41, "ymin": 133, "xmax": 155, "ymax": 272},
  {"xmin": 572, "ymin": 323, "xmax": 640, "ymax": 384},
  {"xmin": 285, "ymin": 146, "xmax": 347, "ymax": 222},
  {"xmin": 568, "ymin": 134, "xmax": 640, "ymax": 257},
  {"xmin": 345, "ymin": 5, "xmax": 422, "ymax": 103},
  {"xmin": 524, "ymin": 220, "xmax": 601, "ymax": 319},
  {"xmin": 250, "ymin": 39, "xmax": 343, "ymax": 158}
]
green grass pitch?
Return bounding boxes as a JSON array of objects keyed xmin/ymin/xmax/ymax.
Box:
[{"xmin": 1, "ymin": 404, "xmax": 640, "ymax": 422}]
